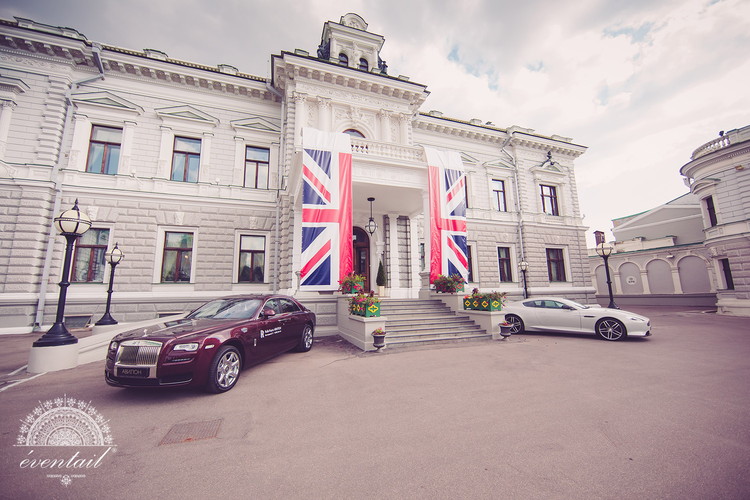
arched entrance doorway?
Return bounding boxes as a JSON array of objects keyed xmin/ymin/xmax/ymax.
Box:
[{"xmin": 353, "ymin": 227, "xmax": 370, "ymax": 292}]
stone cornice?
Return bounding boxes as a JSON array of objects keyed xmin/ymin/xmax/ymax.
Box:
[
  {"xmin": 272, "ymin": 51, "xmax": 429, "ymax": 109},
  {"xmin": 0, "ymin": 19, "xmax": 279, "ymax": 102}
]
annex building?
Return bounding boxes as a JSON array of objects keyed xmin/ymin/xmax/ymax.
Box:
[{"xmin": 0, "ymin": 14, "xmax": 594, "ymax": 334}]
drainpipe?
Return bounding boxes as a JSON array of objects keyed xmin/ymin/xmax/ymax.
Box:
[
  {"xmin": 500, "ymin": 131, "xmax": 527, "ymax": 266},
  {"xmin": 266, "ymin": 82, "xmax": 284, "ymax": 292},
  {"xmin": 33, "ymin": 43, "xmax": 105, "ymax": 331}
]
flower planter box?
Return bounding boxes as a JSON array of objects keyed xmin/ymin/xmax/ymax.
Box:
[
  {"xmin": 351, "ymin": 302, "xmax": 381, "ymax": 317},
  {"xmin": 341, "ymin": 280, "xmax": 365, "ymax": 294},
  {"xmin": 463, "ymin": 296, "xmax": 503, "ymax": 311}
]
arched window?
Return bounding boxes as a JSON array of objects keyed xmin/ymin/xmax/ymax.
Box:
[
  {"xmin": 358, "ymin": 58, "xmax": 369, "ymax": 71},
  {"xmin": 338, "ymin": 53, "xmax": 348, "ymax": 66},
  {"xmin": 343, "ymin": 129, "xmax": 365, "ymax": 138}
]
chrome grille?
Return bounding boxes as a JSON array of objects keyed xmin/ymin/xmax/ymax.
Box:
[{"xmin": 116, "ymin": 340, "xmax": 162, "ymax": 366}]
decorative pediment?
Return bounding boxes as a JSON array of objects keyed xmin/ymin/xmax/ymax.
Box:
[
  {"xmin": 231, "ymin": 116, "xmax": 281, "ymax": 134},
  {"xmin": 530, "ymin": 151, "xmax": 565, "ymax": 176},
  {"xmin": 0, "ymin": 75, "xmax": 30, "ymax": 95},
  {"xmin": 71, "ymin": 91, "xmax": 143, "ymax": 114},
  {"xmin": 460, "ymin": 152, "xmax": 479, "ymax": 164},
  {"xmin": 156, "ymin": 105, "xmax": 219, "ymax": 125},
  {"xmin": 483, "ymin": 158, "xmax": 515, "ymax": 170}
]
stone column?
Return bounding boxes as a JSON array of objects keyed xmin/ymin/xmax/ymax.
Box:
[
  {"xmin": 640, "ymin": 270, "xmax": 651, "ymax": 294},
  {"xmin": 119, "ymin": 120, "xmax": 137, "ymax": 176},
  {"xmin": 378, "ymin": 110, "xmax": 390, "ymax": 142},
  {"xmin": 318, "ymin": 98, "xmax": 332, "ymax": 131},
  {"xmin": 0, "ymin": 100, "xmax": 16, "ymax": 160},
  {"xmin": 293, "ymin": 92, "xmax": 307, "ymax": 148},
  {"xmin": 388, "ymin": 213, "xmax": 401, "ymax": 290}
]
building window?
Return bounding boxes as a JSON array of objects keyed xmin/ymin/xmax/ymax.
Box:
[
  {"xmin": 72, "ymin": 228, "xmax": 110, "ymax": 282},
  {"xmin": 244, "ymin": 146, "xmax": 270, "ymax": 189},
  {"xmin": 171, "ymin": 136, "xmax": 201, "ymax": 183},
  {"xmin": 238, "ymin": 235, "xmax": 265, "ymax": 283},
  {"xmin": 540, "ymin": 184, "xmax": 559, "ymax": 216},
  {"xmin": 338, "ymin": 53, "xmax": 348, "ymax": 66},
  {"xmin": 86, "ymin": 126, "xmax": 122, "ymax": 175},
  {"xmin": 704, "ymin": 196, "xmax": 718, "ymax": 227},
  {"xmin": 466, "ymin": 245, "xmax": 474, "ymax": 282},
  {"xmin": 546, "ymin": 248, "xmax": 566, "ymax": 282},
  {"xmin": 358, "ymin": 58, "xmax": 369, "ymax": 71},
  {"xmin": 161, "ymin": 232, "xmax": 193, "ymax": 282},
  {"xmin": 343, "ymin": 129, "xmax": 364, "ymax": 138},
  {"xmin": 497, "ymin": 247, "xmax": 512, "ymax": 282},
  {"xmin": 492, "ymin": 179, "xmax": 507, "ymax": 212},
  {"xmin": 720, "ymin": 258, "xmax": 735, "ymax": 290}
]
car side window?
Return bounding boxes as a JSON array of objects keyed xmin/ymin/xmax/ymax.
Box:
[
  {"xmin": 279, "ymin": 299, "xmax": 300, "ymax": 313},
  {"xmin": 264, "ymin": 299, "xmax": 281, "ymax": 314},
  {"xmin": 545, "ymin": 300, "xmax": 564, "ymax": 309}
]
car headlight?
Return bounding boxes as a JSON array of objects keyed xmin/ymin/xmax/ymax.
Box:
[
  {"xmin": 173, "ymin": 342, "xmax": 199, "ymax": 352},
  {"xmin": 109, "ymin": 341, "xmax": 118, "ymax": 352}
]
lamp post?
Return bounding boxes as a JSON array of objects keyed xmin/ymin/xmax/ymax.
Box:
[
  {"xmin": 595, "ymin": 242, "xmax": 619, "ymax": 309},
  {"xmin": 365, "ymin": 197, "xmax": 377, "ymax": 235},
  {"xmin": 33, "ymin": 200, "xmax": 91, "ymax": 347},
  {"xmin": 95, "ymin": 243, "xmax": 124, "ymax": 326},
  {"xmin": 519, "ymin": 260, "xmax": 529, "ymax": 298}
]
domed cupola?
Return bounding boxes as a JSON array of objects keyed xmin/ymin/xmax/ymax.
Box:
[{"xmin": 316, "ymin": 13, "xmax": 388, "ymax": 74}]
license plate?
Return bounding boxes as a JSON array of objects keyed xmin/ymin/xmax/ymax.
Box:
[{"xmin": 117, "ymin": 367, "xmax": 149, "ymax": 378}]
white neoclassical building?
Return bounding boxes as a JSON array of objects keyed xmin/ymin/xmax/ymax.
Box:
[
  {"xmin": 0, "ymin": 14, "xmax": 595, "ymax": 335},
  {"xmin": 589, "ymin": 125, "xmax": 750, "ymax": 316}
]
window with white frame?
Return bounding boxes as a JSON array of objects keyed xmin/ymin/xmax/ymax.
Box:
[
  {"xmin": 161, "ymin": 231, "xmax": 194, "ymax": 282},
  {"xmin": 72, "ymin": 228, "xmax": 110, "ymax": 282},
  {"xmin": 703, "ymin": 195, "xmax": 718, "ymax": 227},
  {"xmin": 86, "ymin": 126, "xmax": 122, "ymax": 175},
  {"xmin": 540, "ymin": 184, "xmax": 559, "ymax": 216},
  {"xmin": 238, "ymin": 235, "xmax": 266, "ymax": 283},
  {"xmin": 466, "ymin": 244, "xmax": 474, "ymax": 282},
  {"xmin": 244, "ymin": 146, "xmax": 270, "ymax": 189},
  {"xmin": 492, "ymin": 179, "xmax": 507, "ymax": 212},
  {"xmin": 497, "ymin": 247, "xmax": 512, "ymax": 282},
  {"xmin": 171, "ymin": 136, "xmax": 201, "ymax": 183},
  {"xmin": 546, "ymin": 248, "xmax": 566, "ymax": 282}
]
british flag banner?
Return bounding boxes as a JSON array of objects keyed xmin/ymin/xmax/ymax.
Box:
[
  {"xmin": 300, "ymin": 127, "xmax": 353, "ymax": 290},
  {"xmin": 425, "ymin": 146, "xmax": 468, "ymax": 283}
]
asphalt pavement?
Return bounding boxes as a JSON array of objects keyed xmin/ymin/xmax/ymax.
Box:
[{"xmin": 1, "ymin": 306, "xmax": 749, "ymax": 500}]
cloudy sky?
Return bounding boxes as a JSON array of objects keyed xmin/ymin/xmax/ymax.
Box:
[{"xmin": 2, "ymin": 0, "xmax": 748, "ymax": 244}]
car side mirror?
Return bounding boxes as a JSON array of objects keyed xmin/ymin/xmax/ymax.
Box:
[{"xmin": 261, "ymin": 308, "xmax": 276, "ymax": 319}]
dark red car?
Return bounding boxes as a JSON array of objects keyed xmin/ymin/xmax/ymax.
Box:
[{"xmin": 105, "ymin": 294, "xmax": 315, "ymax": 393}]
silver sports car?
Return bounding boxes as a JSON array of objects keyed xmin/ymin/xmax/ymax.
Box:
[{"xmin": 502, "ymin": 297, "xmax": 651, "ymax": 341}]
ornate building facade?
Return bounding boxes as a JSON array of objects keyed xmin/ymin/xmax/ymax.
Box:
[
  {"xmin": 589, "ymin": 125, "xmax": 750, "ymax": 316},
  {"xmin": 0, "ymin": 14, "xmax": 594, "ymax": 334}
]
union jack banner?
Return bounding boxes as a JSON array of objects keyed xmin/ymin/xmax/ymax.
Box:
[
  {"xmin": 425, "ymin": 146, "xmax": 468, "ymax": 283},
  {"xmin": 300, "ymin": 127, "xmax": 353, "ymax": 290}
]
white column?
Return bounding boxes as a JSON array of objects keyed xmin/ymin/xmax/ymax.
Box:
[
  {"xmin": 671, "ymin": 268, "xmax": 684, "ymax": 294},
  {"xmin": 378, "ymin": 110, "xmax": 390, "ymax": 142},
  {"xmin": 199, "ymin": 132, "xmax": 213, "ymax": 183},
  {"xmin": 388, "ymin": 213, "xmax": 401, "ymax": 290},
  {"xmin": 640, "ymin": 270, "xmax": 651, "ymax": 294},
  {"xmin": 68, "ymin": 112, "xmax": 91, "ymax": 171},
  {"xmin": 157, "ymin": 126, "xmax": 173, "ymax": 179},
  {"xmin": 293, "ymin": 93, "xmax": 307, "ymax": 148},
  {"xmin": 318, "ymin": 98, "xmax": 332, "ymax": 131},
  {"xmin": 398, "ymin": 113, "xmax": 410, "ymax": 144},
  {"xmin": 119, "ymin": 120, "xmax": 137, "ymax": 175},
  {"xmin": 233, "ymin": 136, "xmax": 245, "ymax": 186},
  {"xmin": 0, "ymin": 100, "xmax": 16, "ymax": 160},
  {"xmin": 422, "ymin": 190, "xmax": 431, "ymax": 276}
]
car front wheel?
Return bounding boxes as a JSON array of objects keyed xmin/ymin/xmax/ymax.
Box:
[
  {"xmin": 506, "ymin": 315, "xmax": 525, "ymax": 334},
  {"xmin": 206, "ymin": 345, "xmax": 241, "ymax": 393},
  {"xmin": 596, "ymin": 319, "xmax": 626, "ymax": 341},
  {"xmin": 295, "ymin": 324, "xmax": 314, "ymax": 352}
]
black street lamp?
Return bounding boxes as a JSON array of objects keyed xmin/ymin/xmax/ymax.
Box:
[
  {"xmin": 519, "ymin": 260, "xmax": 529, "ymax": 298},
  {"xmin": 595, "ymin": 242, "xmax": 619, "ymax": 309},
  {"xmin": 365, "ymin": 197, "xmax": 377, "ymax": 235},
  {"xmin": 33, "ymin": 200, "xmax": 91, "ymax": 347},
  {"xmin": 95, "ymin": 243, "xmax": 124, "ymax": 326}
]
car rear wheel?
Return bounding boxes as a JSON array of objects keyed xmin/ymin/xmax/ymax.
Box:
[
  {"xmin": 295, "ymin": 324, "xmax": 314, "ymax": 352},
  {"xmin": 596, "ymin": 319, "xmax": 626, "ymax": 341},
  {"xmin": 206, "ymin": 345, "xmax": 241, "ymax": 393},
  {"xmin": 506, "ymin": 315, "xmax": 525, "ymax": 334}
]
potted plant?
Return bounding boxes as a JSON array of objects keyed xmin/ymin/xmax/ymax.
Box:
[
  {"xmin": 376, "ymin": 260, "xmax": 387, "ymax": 296},
  {"xmin": 463, "ymin": 288, "xmax": 481, "ymax": 310},
  {"xmin": 433, "ymin": 274, "xmax": 466, "ymax": 293},
  {"xmin": 348, "ymin": 291, "xmax": 381, "ymax": 317},
  {"xmin": 339, "ymin": 272, "xmax": 366, "ymax": 294},
  {"xmin": 372, "ymin": 327, "xmax": 386, "ymax": 349}
]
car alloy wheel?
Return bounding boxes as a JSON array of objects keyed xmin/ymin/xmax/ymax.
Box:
[
  {"xmin": 596, "ymin": 319, "xmax": 626, "ymax": 341},
  {"xmin": 207, "ymin": 345, "xmax": 241, "ymax": 393},
  {"xmin": 506, "ymin": 315, "xmax": 525, "ymax": 334},
  {"xmin": 295, "ymin": 324, "xmax": 314, "ymax": 352}
]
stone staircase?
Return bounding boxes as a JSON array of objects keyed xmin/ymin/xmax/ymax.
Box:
[{"xmin": 379, "ymin": 298, "xmax": 490, "ymax": 347}]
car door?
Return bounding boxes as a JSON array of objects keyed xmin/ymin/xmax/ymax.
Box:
[
  {"xmin": 277, "ymin": 298, "xmax": 305, "ymax": 350},
  {"xmin": 535, "ymin": 300, "xmax": 582, "ymax": 332},
  {"xmin": 257, "ymin": 298, "xmax": 285, "ymax": 357}
]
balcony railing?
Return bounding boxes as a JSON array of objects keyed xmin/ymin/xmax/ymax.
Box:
[
  {"xmin": 350, "ymin": 138, "xmax": 425, "ymax": 163},
  {"xmin": 691, "ymin": 135, "xmax": 731, "ymax": 160}
]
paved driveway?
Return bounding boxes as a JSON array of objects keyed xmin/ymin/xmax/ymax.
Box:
[{"xmin": 1, "ymin": 307, "xmax": 749, "ymax": 499}]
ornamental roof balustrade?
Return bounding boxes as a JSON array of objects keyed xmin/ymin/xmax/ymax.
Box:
[
  {"xmin": 691, "ymin": 126, "xmax": 750, "ymax": 160},
  {"xmin": 349, "ymin": 137, "xmax": 424, "ymax": 163}
]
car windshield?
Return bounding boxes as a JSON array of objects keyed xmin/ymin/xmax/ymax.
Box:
[{"xmin": 186, "ymin": 299, "xmax": 262, "ymax": 320}]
